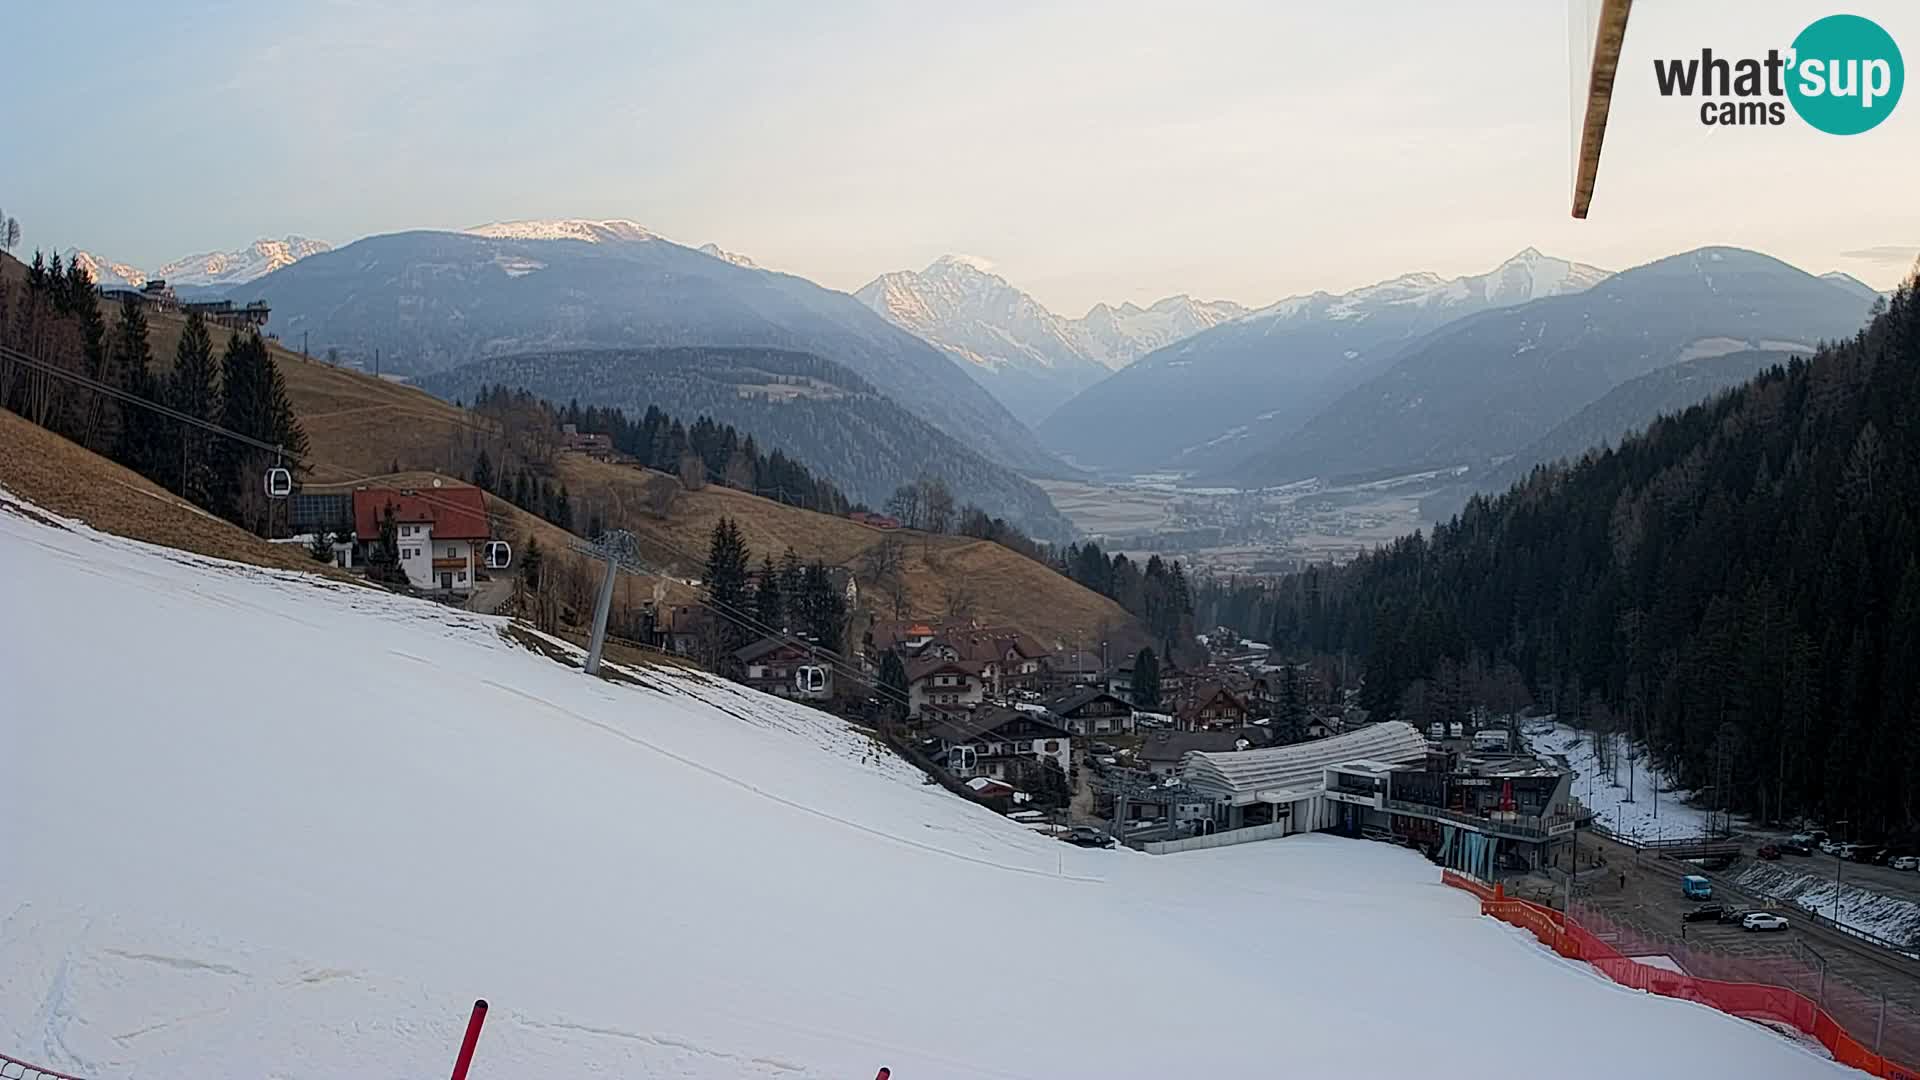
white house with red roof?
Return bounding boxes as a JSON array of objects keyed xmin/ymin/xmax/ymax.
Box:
[{"xmin": 351, "ymin": 486, "xmax": 492, "ymax": 594}]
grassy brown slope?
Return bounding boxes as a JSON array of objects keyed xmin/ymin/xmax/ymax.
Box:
[
  {"xmin": 552, "ymin": 454, "xmax": 1142, "ymax": 649},
  {"xmin": 0, "ymin": 253, "xmax": 1138, "ymax": 646},
  {"xmin": 0, "ymin": 408, "xmax": 358, "ymax": 579}
]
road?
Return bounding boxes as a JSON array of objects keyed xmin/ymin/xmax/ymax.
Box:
[
  {"xmin": 1576, "ymin": 831, "xmax": 1920, "ymax": 1064},
  {"xmin": 466, "ymin": 572, "xmax": 515, "ymax": 615},
  {"xmin": 1784, "ymin": 849, "xmax": 1920, "ymax": 905}
]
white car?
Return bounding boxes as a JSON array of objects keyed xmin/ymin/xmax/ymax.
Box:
[
  {"xmin": 1893, "ymin": 856, "xmax": 1919, "ymax": 872},
  {"xmin": 1819, "ymin": 839, "xmax": 1843, "ymax": 855},
  {"xmin": 1742, "ymin": 912, "xmax": 1790, "ymax": 933}
]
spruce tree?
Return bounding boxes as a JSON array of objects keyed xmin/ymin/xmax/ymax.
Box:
[
  {"xmin": 472, "ymin": 448, "xmax": 495, "ymax": 492},
  {"xmin": 878, "ymin": 649, "xmax": 910, "ymax": 725},
  {"xmin": 800, "ymin": 560, "xmax": 847, "ymax": 650},
  {"xmin": 704, "ymin": 517, "xmax": 752, "ymax": 651},
  {"xmin": 110, "ymin": 296, "xmax": 158, "ymax": 479},
  {"xmin": 168, "ymin": 311, "xmax": 219, "ymax": 505},
  {"xmin": 754, "ymin": 552, "xmax": 784, "ymax": 632},
  {"xmin": 1133, "ymin": 647, "xmax": 1160, "ymax": 708}
]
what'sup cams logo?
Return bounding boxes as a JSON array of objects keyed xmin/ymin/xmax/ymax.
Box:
[{"xmin": 1654, "ymin": 14, "xmax": 1903, "ymax": 133}]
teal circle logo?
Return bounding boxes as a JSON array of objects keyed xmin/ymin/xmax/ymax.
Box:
[{"xmin": 1787, "ymin": 14, "xmax": 1903, "ymax": 135}]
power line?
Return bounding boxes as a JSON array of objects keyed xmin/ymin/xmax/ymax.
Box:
[{"xmin": 0, "ymin": 343, "xmax": 287, "ymax": 457}]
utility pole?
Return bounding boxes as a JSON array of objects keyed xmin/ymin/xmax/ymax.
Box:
[
  {"xmin": 375, "ymin": 348, "xmax": 381, "ymax": 378},
  {"xmin": 302, "ymin": 330, "xmax": 309, "ymax": 358}
]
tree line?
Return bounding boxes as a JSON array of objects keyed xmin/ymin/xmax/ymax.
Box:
[
  {"xmin": 462, "ymin": 383, "xmax": 851, "ymax": 517},
  {"xmin": 1257, "ymin": 278, "xmax": 1920, "ymax": 839},
  {"xmin": 1055, "ymin": 540, "xmax": 1196, "ymax": 659},
  {"xmin": 1, "ymin": 250, "xmax": 306, "ymax": 534},
  {"xmin": 702, "ymin": 515, "xmax": 849, "ymax": 669}
]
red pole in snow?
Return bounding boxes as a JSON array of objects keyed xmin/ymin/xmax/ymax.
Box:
[
  {"xmin": 450, "ymin": 998, "xmax": 489, "ymax": 1080},
  {"xmin": 875, "ymin": 1070, "xmax": 891, "ymax": 1080}
]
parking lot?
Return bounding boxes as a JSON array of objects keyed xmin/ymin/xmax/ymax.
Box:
[{"xmin": 1577, "ymin": 832, "xmax": 1920, "ymax": 1064}]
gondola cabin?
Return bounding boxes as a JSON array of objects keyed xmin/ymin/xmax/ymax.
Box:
[{"xmin": 734, "ymin": 637, "xmax": 834, "ymax": 702}]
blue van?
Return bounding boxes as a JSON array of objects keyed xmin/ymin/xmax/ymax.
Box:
[{"xmin": 1682, "ymin": 875, "xmax": 1713, "ymax": 900}]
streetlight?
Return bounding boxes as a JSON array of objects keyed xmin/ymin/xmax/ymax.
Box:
[{"xmin": 1832, "ymin": 819, "xmax": 1849, "ymax": 925}]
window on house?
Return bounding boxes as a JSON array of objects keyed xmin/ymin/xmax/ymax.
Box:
[{"xmin": 447, "ymin": 546, "xmax": 456, "ymax": 559}]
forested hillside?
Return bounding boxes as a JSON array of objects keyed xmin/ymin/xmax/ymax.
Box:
[
  {"xmin": 421, "ymin": 346, "xmax": 1074, "ymax": 541},
  {"xmin": 1260, "ymin": 278, "xmax": 1919, "ymax": 837},
  {"xmin": 1420, "ymin": 348, "xmax": 1800, "ymax": 522}
]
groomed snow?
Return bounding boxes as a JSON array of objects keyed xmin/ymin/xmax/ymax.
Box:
[{"xmin": 0, "ymin": 492, "xmax": 1853, "ymax": 1078}]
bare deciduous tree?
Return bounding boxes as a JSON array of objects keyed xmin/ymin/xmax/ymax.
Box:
[
  {"xmin": 678, "ymin": 451, "xmax": 707, "ymax": 491},
  {"xmin": 648, "ymin": 474, "xmax": 681, "ymax": 518}
]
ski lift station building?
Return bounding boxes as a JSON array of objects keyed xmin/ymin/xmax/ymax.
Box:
[
  {"xmin": 1177, "ymin": 721, "xmax": 1576, "ymax": 873},
  {"xmin": 1181, "ymin": 721, "xmax": 1432, "ymax": 833}
]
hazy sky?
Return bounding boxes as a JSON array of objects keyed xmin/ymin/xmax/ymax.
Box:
[{"xmin": 10, "ymin": 1, "xmax": 1918, "ymax": 314}]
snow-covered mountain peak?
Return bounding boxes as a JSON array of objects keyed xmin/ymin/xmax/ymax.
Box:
[
  {"xmin": 697, "ymin": 242, "xmax": 757, "ymax": 269},
  {"xmin": 66, "ymin": 236, "xmax": 332, "ymax": 290},
  {"xmin": 464, "ymin": 218, "xmax": 658, "ymax": 244},
  {"xmin": 67, "ymin": 250, "xmax": 147, "ymax": 288},
  {"xmin": 927, "ymin": 253, "xmax": 998, "ymax": 274}
]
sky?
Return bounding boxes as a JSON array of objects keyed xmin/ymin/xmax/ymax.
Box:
[{"xmin": 7, "ymin": 0, "xmax": 1919, "ymax": 315}]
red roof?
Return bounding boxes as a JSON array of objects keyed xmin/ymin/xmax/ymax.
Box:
[{"xmin": 352, "ymin": 486, "xmax": 490, "ymax": 542}]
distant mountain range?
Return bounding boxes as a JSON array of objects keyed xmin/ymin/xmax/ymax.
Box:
[
  {"xmin": 856, "ymin": 255, "xmax": 1245, "ymax": 426},
  {"xmin": 1224, "ymin": 247, "xmax": 1875, "ymax": 489},
  {"xmin": 1040, "ymin": 248, "xmax": 1610, "ymax": 475},
  {"xmin": 68, "ymin": 236, "xmax": 331, "ymax": 291},
  {"xmin": 240, "ymin": 220, "xmax": 1076, "ymax": 524},
  {"xmin": 418, "ymin": 346, "xmax": 1074, "ymax": 540}
]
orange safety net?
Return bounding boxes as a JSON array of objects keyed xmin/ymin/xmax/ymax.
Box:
[{"xmin": 1440, "ymin": 871, "xmax": 1920, "ymax": 1079}]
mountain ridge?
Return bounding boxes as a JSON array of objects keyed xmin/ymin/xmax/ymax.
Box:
[
  {"xmin": 1223, "ymin": 246, "xmax": 1875, "ymax": 487},
  {"xmin": 67, "ymin": 236, "xmax": 332, "ymax": 290},
  {"xmin": 1040, "ymin": 248, "xmax": 1610, "ymax": 475},
  {"xmin": 855, "ymin": 255, "xmax": 1246, "ymax": 426},
  {"xmin": 239, "ymin": 227, "xmax": 1076, "ymax": 488}
]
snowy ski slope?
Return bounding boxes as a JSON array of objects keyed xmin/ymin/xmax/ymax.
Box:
[{"xmin": 0, "ymin": 489, "xmax": 1855, "ymax": 1078}]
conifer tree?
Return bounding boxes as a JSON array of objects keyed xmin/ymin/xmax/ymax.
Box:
[
  {"xmin": 754, "ymin": 552, "xmax": 784, "ymax": 632},
  {"xmin": 704, "ymin": 517, "xmax": 752, "ymax": 652},
  {"xmin": 472, "ymin": 448, "xmax": 495, "ymax": 492},
  {"xmin": 167, "ymin": 311, "xmax": 219, "ymax": 505},
  {"xmin": 110, "ymin": 296, "xmax": 158, "ymax": 478},
  {"xmin": 1133, "ymin": 647, "xmax": 1160, "ymax": 708}
]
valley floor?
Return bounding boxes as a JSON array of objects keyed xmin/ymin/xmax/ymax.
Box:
[{"xmin": 0, "ymin": 488, "xmax": 1856, "ymax": 1079}]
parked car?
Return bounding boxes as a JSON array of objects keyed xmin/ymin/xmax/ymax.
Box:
[
  {"xmin": 1683, "ymin": 905, "xmax": 1726, "ymax": 923},
  {"xmin": 1066, "ymin": 826, "xmax": 1113, "ymax": 848},
  {"xmin": 1743, "ymin": 912, "xmax": 1791, "ymax": 933},
  {"xmin": 1782, "ymin": 840, "xmax": 1813, "ymax": 856},
  {"xmin": 1820, "ymin": 839, "xmax": 1843, "ymax": 855},
  {"xmin": 1090, "ymin": 742, "xmax": 1117, "ymax": 756},
  {"xmin": 1716, "ymin": 907, "xmax": 1751, "ymax": 925},
  {"xmin": 1893, "ymin": 856, "xmax": 1919, "ymax": 872},
  {"xmin": 1757, "ymin": 844, "xmax": 1781, "ymax": 860},
  {"xmin": 1681, "ymin": 875, "xmax": 1714, "ymax": 900},
  {"xmin": 1789, "ymin": 832, "xmax": 1816, "ymax": 847}
]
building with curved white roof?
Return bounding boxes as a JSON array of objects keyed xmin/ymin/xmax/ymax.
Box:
[{"xmin": 1180, "ymin": 721, "xmax": 1432, "ymax": 832}]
